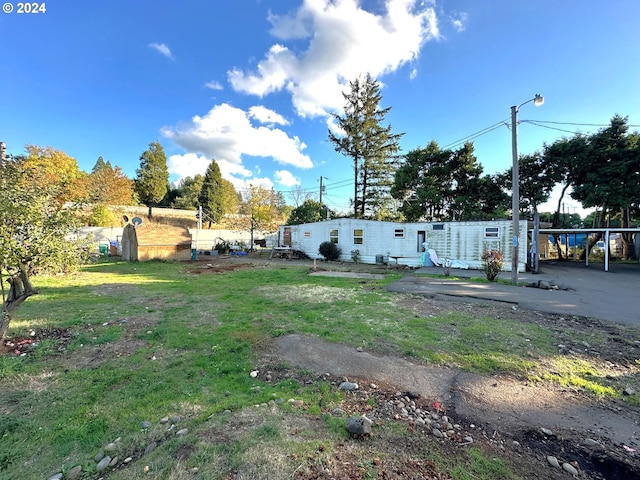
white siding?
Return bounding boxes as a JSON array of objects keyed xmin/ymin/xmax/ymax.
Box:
[{"xmin": 281, "ymin": 219, "xmax": 528, "ymax": 271}]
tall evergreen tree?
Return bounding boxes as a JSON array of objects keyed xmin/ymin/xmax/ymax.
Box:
[
  {"xmin": 134, "ymin": 141, "xmax": 169, "ymax": 214},
  {"xmin": 91, "ymin": 156, "xmax": 112, "ymax": 173},
  {"xmin": 198, "ymin": 160, "xmax": 226, "ymax": 226},
  {"xmin": 328, "ymin": 74, "xmax": 403, "ymax": 219}
]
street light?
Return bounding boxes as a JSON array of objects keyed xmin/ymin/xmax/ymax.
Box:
[{"xmin": 511, "ymin": 93, "xmax": 544, "ymax": 284}]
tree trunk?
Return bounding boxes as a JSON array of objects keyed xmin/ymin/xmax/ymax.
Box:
[
  {"xmin": 578, "ymin": 206, "xmax": 609, "ymax": 261},
  {"xmin": 0, "ymin": 267, "xmax": 38, "ymax": 339},
  {"xmin": 551, "ymin": 184, "xmax": 571, "ymax": 261},
  {"xmin": 621, "ymin": 207, "xmax": 635, "ymax": 259}
]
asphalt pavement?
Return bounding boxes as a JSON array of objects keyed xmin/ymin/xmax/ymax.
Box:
[{"xmin": 386, "ymin": 260, "xmax": 640, "ymax": 327}]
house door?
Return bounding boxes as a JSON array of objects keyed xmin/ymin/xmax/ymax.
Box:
[
  {"xmin": 417, "ymin": 230, "xmax": 426, "ymax": 252},
  {"xmin": 283, "ymin": 227, "xmax": 292, "ymax": 247}
]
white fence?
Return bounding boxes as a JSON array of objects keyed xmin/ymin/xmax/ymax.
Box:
[{"xmin": 73, "ymin": 227, "xmax": 279, "ymax": 254}]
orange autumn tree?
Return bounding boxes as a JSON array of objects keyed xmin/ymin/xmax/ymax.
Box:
[{"xmin": 22, "ymin": 145, "xmax": 85, "ymax": 204}]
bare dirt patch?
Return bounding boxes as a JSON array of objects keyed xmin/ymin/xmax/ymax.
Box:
[
  {"xmin": 1, "ymin": 326, "xmax": 73, "ymax": 356},
  {"xmin": 250, "ymin": 362, "xmax": 639, "ymax": 480},
  {"xmin": 186, "ymin": 259, "xmax": 258, "ymax": 274},
  {"xmin": 256, "ymin": 286, "xmax": 640, "ymax": 480}
]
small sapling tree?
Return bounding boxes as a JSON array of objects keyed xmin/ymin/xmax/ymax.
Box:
[{"xmin": 481, "ymin": 249, "xmax": 504, "ymax": 282}]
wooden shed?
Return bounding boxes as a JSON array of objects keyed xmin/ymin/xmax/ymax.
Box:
[{"xmin": 121, "ymin": 223, "xmax": 193, "ymax": 262}]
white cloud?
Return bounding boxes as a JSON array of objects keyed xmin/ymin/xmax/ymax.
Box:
[
  {"xmin": 204, "ymin": 80, "xmax": 224, "ymax": 90},
  {"xmin": 449, "ymin": 11, "xmax": 468, "ymax": 33},
  {"xmin": 228, "ymin": 0, "xmax": 440, "ymax": 118},
  {"xmin": 242, "ymin": 176, "xmax": 275, "ymax": 192},
  {"xmin": 148, "ymin": 42, "xmax": 174, "ymax": 60},
  {"xmin": 167, "ymin": 153, "xmax": 210, "ymax": 180},
  {"xmin": 162, "ymin": 103, "xmax": 313, "ymax": 185},
  {"xmin": 167, "ymin": 152, "xmax": 252, "ymax": 183},
  {"xmin": 249, "ymin": 105, "xmax": 289, "ymax": 126},
  {"xmin": 274, "ymin": 169, "xmax": 300, "ymax": 187}
]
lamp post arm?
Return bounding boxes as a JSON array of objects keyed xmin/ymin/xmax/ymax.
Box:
[{"xmin": 516, "ymin": 94, "xmax": 544, "ymax": 112}]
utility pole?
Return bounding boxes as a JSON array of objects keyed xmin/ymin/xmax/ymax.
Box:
[
  {"xmin": 319, "ymin": 176, "xmax": 327, "ymax": 219},
  {"xmin": 510, "ymin": 94, "xmax": 544, "ymax": 285},
  {"xmin": 319, "ymin": 176, "xmax": 325, "ymax": 205}
]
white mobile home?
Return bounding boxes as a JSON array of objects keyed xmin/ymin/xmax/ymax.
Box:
[{"xmin": 279, "ymin": 218, "xmax": 527, "ymax": 271}]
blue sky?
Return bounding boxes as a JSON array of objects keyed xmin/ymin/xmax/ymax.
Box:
[{"xmin": 2, "ymin": 0, "xmax": 639, "ymax": 215}]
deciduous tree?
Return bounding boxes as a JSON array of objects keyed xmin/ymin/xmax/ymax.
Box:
[
  {"xmin": 543, "ymin": 116, "xmax": 640, "ymax": 258},
  {"xmin": 23, "ymin": 145, "xmax": 84, "ymax": 203},
  {"xmin": 0, "ymin": 158, "xmax": 90, "ymax": 339},
  {"xmin": 87, "ymin": 156, "xmax": 135, "ymax": 206},
  {"xmin": 231, "ymin": 185, "xmax": 288, "ymax": 246},
  {"xmin": 569, "ymin": 115, "xmax": 640, "ymax": 258},
  {"xmin": 219, "ymin": 178, "xmax": 241, "ymax": 216},
  {"xmin": 170, "ymin": 174, "xmax": 204, "ymax": 210},
  {"xmin": 286, "ymin": 199, "xmax": 333, "ymax": 225},
  {"xmin": 392, "ymin": 141, "xmax": 504, "ymax": 221}
]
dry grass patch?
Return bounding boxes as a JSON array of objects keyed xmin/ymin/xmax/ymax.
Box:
[{"xmin": 254, "ymin": 284, "xmax": 359, "ymax": 303}]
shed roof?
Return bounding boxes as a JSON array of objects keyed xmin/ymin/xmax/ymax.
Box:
[{"xmin": 132, "ymin": 223, "xmax": 192, "ymax": 246}]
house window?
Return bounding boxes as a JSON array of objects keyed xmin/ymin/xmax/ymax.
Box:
[
  {"xmin": 485, "ymin": 227, "xmax": 500, "ymax": 238},
  {"xmin": 329, "ymin": 229, "xmax": 339, "ymax": 244},
  {"xmin": 353, "ymin": 229, "xmax": 364, "ymax": 245},
  {"xmin": 432, "ymin": 224, "xmax": 445, "ymax": 231},
  {"xmin": 394, "ymin": 228, "xmax": 405, "ymax": 238},
  {"xmin": 304, "ymin": 231, "xmax": 311, "ymax": 238}
]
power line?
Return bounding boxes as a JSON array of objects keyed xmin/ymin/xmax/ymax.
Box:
[
  {"xmin": 325, "ymin": 178, "xmax": 353, "ymax": 189},
  {"xmin": 523, "ymin": 119, "xmax": 640, "ymax": 128},
  {"xmin": 522, "ymin": 120, "xmax": 590, "ymax": 136},
  {"xmin": 276, "ymin": 176, "xmax": 352, "ymax": 196},
  {"xmin": 278, "ymin": 117, "xmax": 638, "ymax": 202},
  {"xmin": 438, "ymin": 117, "xmax": 640, "ymax": 152},
  {"xmin": 440, "ymin": 119, "xmax": 508, "ymax": 150}
]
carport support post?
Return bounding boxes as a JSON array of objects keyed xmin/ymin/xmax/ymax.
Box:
[
  {"xmin": 533, "ymin": 210, "xmax": 540, "ymax": 273},
  {"xmin": 605, "ymin": 230, "xmax": 610, "ymax": 272}
]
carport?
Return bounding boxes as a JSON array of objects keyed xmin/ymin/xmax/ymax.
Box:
[{"xmin": 535, "ymin": 227, "xmax": 640, "ymax": 272}]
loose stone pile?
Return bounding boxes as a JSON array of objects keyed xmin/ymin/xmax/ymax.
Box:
[
  {"xmin": 46, "ymin": 415, "xmax": 192, "ymax": 480},
  {"xmin": 46, "ymin": 370, "xmax": 608, "ymax": 479},
  {"xmin": 357, "ymin": 388, "xmax": 475, "ymax": 445},
  {"xmin": 333, "ymin": 380, "xmax": 590, "ymax": 478}
]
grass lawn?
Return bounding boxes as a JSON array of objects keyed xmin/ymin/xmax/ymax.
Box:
[{"xmin": 0, "ymin": 258, "xmax": 637, "ymax": 479}]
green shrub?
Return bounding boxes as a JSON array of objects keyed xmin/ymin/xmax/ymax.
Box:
[
  {"xmin": 319, "ymin": 241, "xmax": 342, "ymax": 261},
  {"xmin": 214, "ymin": 240, "xmax": 231, "ymax": 254}
]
